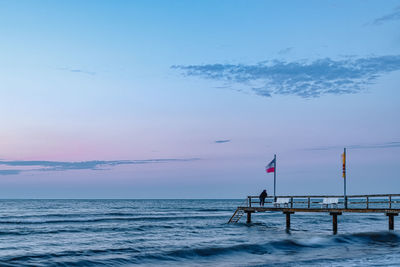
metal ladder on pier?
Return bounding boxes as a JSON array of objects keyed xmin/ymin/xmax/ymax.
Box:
[
  {"xmin": 228, "ymin": 198, "xmax": 249, "ymax": 223},
  {"xmin": 228, "ymin": 208, "xmax": 244, "ymax": 223}
]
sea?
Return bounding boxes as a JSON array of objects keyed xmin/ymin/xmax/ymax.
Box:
[{"xmin": 0, "ymin": 199, "xmax": 399, "ymax": 266}]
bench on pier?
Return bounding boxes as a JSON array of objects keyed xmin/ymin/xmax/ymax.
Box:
[
  {"xmin": 273, "ymin": 198, "xmax": 290, "ymax": 208},
  {"xmin": 321, "ymin": 198, "xmax": 339, "ymax": 208}
]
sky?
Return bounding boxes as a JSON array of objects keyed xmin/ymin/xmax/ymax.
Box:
[{"xmin": 0, "ymin": 0, "xmax": 399, "ymax": 198}]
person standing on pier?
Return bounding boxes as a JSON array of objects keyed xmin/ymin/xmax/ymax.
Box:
[{"xmin": 259, "ymin": 190, "xmax": 268, "ymax": 206}]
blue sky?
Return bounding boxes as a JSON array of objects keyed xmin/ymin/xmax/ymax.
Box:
[{"xmin": 0, "ymin": 0, "xmax": 399, "ymax": 198}]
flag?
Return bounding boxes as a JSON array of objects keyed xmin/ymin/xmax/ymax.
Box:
[
  {"xmin": 341, "ymin": 151, "xmax": 346, "ymax": 178},
  {"xmin": 265, "ymin": 158, "xmax": 275, "ymax": 173}
]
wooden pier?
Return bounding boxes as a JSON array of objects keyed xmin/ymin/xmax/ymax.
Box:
[{"xmin": 229, "ymin": 194, "xmax": 400, "ymax": 234}]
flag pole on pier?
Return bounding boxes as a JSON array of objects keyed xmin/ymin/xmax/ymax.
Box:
[
  {"xmin": 274, "ymin": 154, "xmax": 276, "ymax": 200},
  {"xmin": 342, "ymin": 148, "xmax": 347, "ymax": 209},
  {"xmin": 265, "ymin": 155, "xmax": 277, "ymax": 200}
]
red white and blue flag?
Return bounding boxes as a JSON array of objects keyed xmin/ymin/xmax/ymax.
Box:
[{"xmin": 265, "ymin": 158, "xmax": 275, "ymax": 173}]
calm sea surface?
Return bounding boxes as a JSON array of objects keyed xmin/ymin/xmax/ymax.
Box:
[{"xmin": 0, "ymin": 199, "xmax": 399, "ymax": 266}]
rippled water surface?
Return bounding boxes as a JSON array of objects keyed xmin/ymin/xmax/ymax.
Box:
[{"xmin": 0, "ymin": 199, "xmax": 399, "ymax": 266}]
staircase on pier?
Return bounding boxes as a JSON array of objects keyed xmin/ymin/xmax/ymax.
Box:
[{"xmin": 228, "ymin": 208, "xmax": 244, "ymax": 223}]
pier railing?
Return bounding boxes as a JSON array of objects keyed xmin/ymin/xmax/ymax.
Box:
[{"xmin": 245, "ymin": 194, "xmax": 400, "ymax": 209}]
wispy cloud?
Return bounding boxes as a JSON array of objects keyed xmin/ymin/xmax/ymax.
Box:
[
  {"xmin": 0, "ymin": 170, "xmax": 22, "ymax": 175},
  {"xmin": 278, "ymin": 47, "xmax": 293, "ymax": 55},
  {"xmin": 172, "ymin": 55, "xmax": 400, "ymax": 98},
  {"xmin": 0, "ymin": 158, "xmax": 199, "ymax": 175},
  {"xmin": 58, "ymin": 67, "xmax": 96, "ymax": 75},
  {"xmin": 305, "ymin": 141, "xmax": 400, "ymax": 151},
  {"xmin": 214, "ymin": 140, "xmax": 231, "ymax": 144},
  {"xmin": 373, "ymin": 6, "xmax": 400, "ymax": 25}
]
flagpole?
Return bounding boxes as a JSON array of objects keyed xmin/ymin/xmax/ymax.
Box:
[
  {"xmin": 343, "ymin": 148, "xmax": 347, "ymax": 209},
  {"xmin": 274, "ymin": 154, "xmax": 276, "ymax": 201}
]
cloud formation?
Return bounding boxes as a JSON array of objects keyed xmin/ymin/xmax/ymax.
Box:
[
  {"xmin": 214, "ymin": 140, "xmax": 231, "ymax": 144},
  {"xmin": 172, "ymin": 55, "xmax": 400, "ymax": 98},
  {"xmin": 373, "ymin": 6, "xmax": 400, "ymax": 25},
  {"xmin": 0, "ymin": 158, "xmax": 199, "ymax": 175},
  {"xmin": 306, "ymin": 141, "xmax": 400, "ymax": 151}
]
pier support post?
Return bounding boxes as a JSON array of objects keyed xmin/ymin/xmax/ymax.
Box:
[
  {"xmin": 284, "ymin": 212, "xmax": 294, "ymax": 231},
  {"xmin": 386, "ymin": 213, "xmax": 398, "ymax": 230},
  {"xmin": 330, "ymin": 212, "xmax": 342, "ymax": 235},
  {"xmin": 246, "ymin": 211, "xmax": 252, "ymax": 224}
]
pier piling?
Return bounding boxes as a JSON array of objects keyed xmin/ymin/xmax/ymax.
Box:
[
  {"xmin": 330, "ymin": 212, "xmax": 342, "ymax": 235},
  {"xmin": 386, "ymin": 213, "xmax": 398, "ymax": 230},
  {"xmin": 246, "ymin": 211, "xmax": 252, "ymax": 223},
  {"xmin": 284, "ymin": 211, "xmax": 294, "ymax": 231}
]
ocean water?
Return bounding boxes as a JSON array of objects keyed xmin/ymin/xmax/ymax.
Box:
[{"xmin": 0, "ymin": 199, "xmax": 399, "ymax": 266}]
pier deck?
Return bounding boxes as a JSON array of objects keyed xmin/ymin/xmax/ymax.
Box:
[{"xmin": 229, "ymin": 194, "xmax": 400, "ymax": 234}]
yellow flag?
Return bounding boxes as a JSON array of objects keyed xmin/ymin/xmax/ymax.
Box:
[{"xmin": 341, "ymin": 152, "xmax": 346, "ymax": 178}]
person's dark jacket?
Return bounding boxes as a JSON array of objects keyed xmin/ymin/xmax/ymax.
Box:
[{"xmin": 259, "ymin": 190, "xmax": 267, "ymax": 199}]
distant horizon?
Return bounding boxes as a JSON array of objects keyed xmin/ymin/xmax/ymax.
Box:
[{"xmin": 0, "ymin": 193, "xmax": 397, "ymax": 200}]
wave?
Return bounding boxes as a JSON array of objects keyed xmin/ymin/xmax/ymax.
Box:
[
  {"xmin": 140, "ymin": 232, "xmax": 400, "ymax": 262},
  {"xmin": 0, "ymin": 247, "xmax": 141, "ymax": 266},
  {"xmin": 140, "ymin": 243, "xmax": 270, "ymax": 262},
  {"xmin": 0, "ymin": 223, "xmax": 210, "ymax": 237},
  {"xmin": 0, "ymin": 214, "xmax": 226, "ymax": 225},
  {"xmin": 194, "ymin": 208, "xmax": 233, "ymax": 212},
  {"xmin": 139, "ymin": 239, "xmax": 319, "ymax": 261},
  {"xmin": 0, "ymin": 212, "xmax": 142, "ymax": 220},
  {"xmin": 0, "ymin": 226, "xmax": 134, "ymax": 236},
  {"xmin": 0, "ymin": 239, "xmax": 322, "ymax": 265},
  {"xmin": 334, "ymin": 231, "xmax": 400, "ymax": 245}
]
